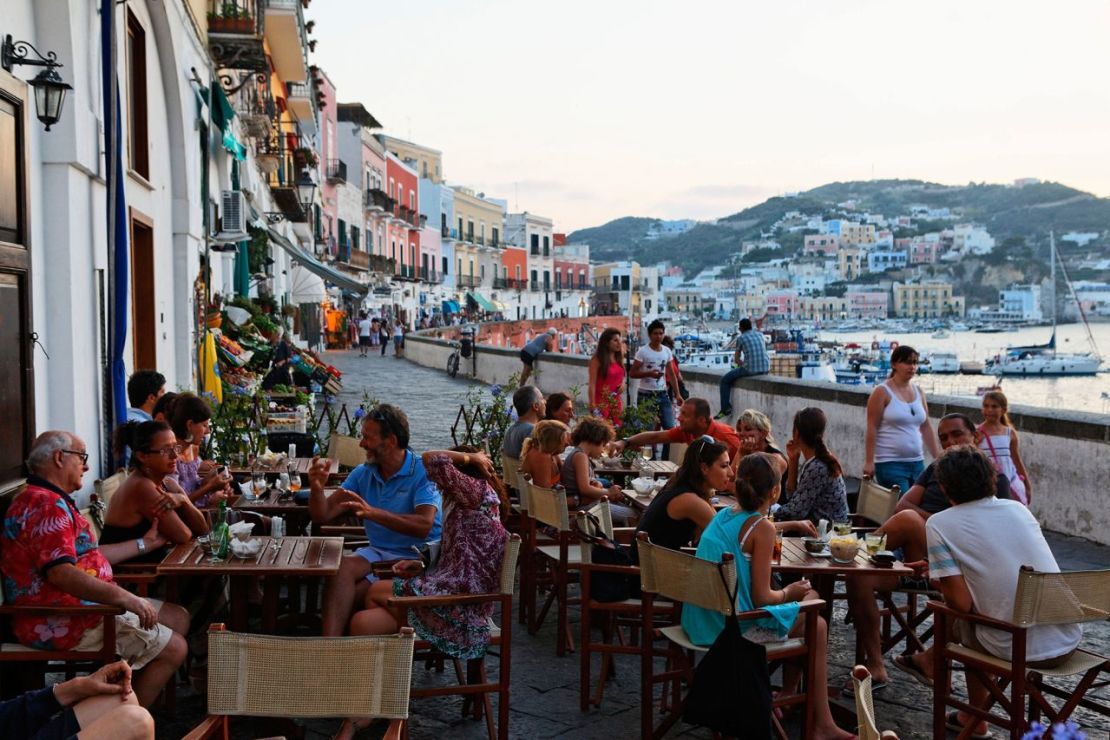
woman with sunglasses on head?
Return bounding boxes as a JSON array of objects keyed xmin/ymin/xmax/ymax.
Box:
[
  {"xmin": 165, "ymin": 393, "xmax": 232, "ymax": 507},
  {"xmin": 863, "ymin": 345, "xmax": 940, "ymax": 492},
  {"xmin": 683, "ymin": 453, "xmax": 852, "ymax": 740},
  {"xmin": 778, "ymin": 408, "xmax": 849, "ymax": 526},
  {"xmin": 101, "ymin": 421, "xmax": 209, "ymax": 561},
  {"xmin": 632, "ymin": 436, "xmax": 730, "ymax": 561}
]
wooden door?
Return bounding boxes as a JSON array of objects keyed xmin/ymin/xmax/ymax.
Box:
[
  {"xmin": 0, "ymin": 74, "xmax": 34, "ymax": 494},
  {"xmin": 130, "ymin": 213, "xmax": 156, "ymax": 369}
]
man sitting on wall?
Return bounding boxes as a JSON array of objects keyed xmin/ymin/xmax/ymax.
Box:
[
  {"xmin": 715, "ymin": 318, "xmax": 770, "ymax": 420},
  {"xmin": 1, "ymin": 431, "xmax": 189, "ymax": 707},
  {"xmin": 309, "ymin": 404, "xmax": 442, "ymax": 636}
]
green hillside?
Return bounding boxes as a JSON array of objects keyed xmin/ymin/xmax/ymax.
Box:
[{"xmin": 567, "ymin": 179, "xmax": 1110, "ymax": 277}]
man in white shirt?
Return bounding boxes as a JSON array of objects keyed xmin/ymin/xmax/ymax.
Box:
[
  {"xmin": 357, "ymin": 313, "xmax": 373, "ymax": 357},
  {"xmin": 894, "ymin": 445, "xmax": 1081, "ymax": 737},
  {"xmin": 630, "ymin": 319, "xmax": 680, "ymax": 430}
]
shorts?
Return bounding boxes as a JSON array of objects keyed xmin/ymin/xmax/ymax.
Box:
[
  {"xmin": 393, "ymin": 336, "xmax": 403, "ymax": 348},
  {"xmin": 874, "ymin": 459, "xmax": 924, "ymax": 493},
  {"xmin": 355, "ymin": 545, "xmax": 419, "ymax": 583},
  {"xmin": 73, "ymin": 598, "xmax": 173, "ymax": 670},
  {"xmin": 519, "ymin": 349, "xmax": 536, "ymax": 367},
  {"xmin": 359, "ymin": 336, "xmax": 371, "ymax": 347},
  {"xmin": 31, "ymin": 707, "xmax": 79, "ymax": 740}
]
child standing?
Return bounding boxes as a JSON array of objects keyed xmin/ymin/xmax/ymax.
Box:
[{"xmin": 978, "ymin": 390, "xmax": 1031, "ymax": 505}]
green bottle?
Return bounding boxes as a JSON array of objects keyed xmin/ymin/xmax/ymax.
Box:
[{"xmin": 214, "ymin": 501, "xmax": 230, "ymax": 560}]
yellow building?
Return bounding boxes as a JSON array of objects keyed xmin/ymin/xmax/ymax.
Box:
[
  {"xmin": 838, "ymin": 247, "xmax": 864, "ymax": 280},
  {"xmin": 378, "ymin": 134, "xmax": 443, "ymax": 183},
  {"xmin": 893, "ymin": 281, "xmax": 965, "ymax": 319},
  {"xmin": 452, "ymin": 187, "xmax": 504, "ymax": 290},
  {"xmin": 796, "ymin": 296, "xmax": 848, "ymax": 322},
  {"xmin": 839, "ymin": 222, "xmax": 876, "ymax": 246}
]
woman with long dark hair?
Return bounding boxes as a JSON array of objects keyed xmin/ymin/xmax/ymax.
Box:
[
  {"xmin": 863, "ymin": 345, "xmax": 939, "ymax": 491},
  {"xmin": 166, "ymin": 393, "xmax": 232, "ymax": 507},
  {"xmin": 779, "ymin": 407, "xmax": 849, "ymax": 525},
  {"xmin": 588, "ymin": 328, "xmax": 625, "ymax": 421},
  {"xmin": 101, "ymin": 421, "xmax": 209, "ymax": 560},
  {"xmin": 633, "ymin": 436, "xmax": 730, "ymax": 559}
]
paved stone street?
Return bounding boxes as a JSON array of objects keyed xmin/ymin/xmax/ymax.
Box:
[{"xmin": 154, "ymin": 349, "xmax": 1110, "ymax": 739}]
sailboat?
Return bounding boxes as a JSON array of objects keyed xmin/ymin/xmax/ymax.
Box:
[{"xmin": 987, "ymin": 233, "xmax": 1103, "ymax": 376}]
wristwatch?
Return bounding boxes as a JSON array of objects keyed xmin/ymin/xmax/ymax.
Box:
[{"xmin": 136, "ymin": 538, "xmax": 147, "ymax": 554}]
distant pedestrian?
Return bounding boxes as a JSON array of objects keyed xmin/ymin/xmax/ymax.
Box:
[
  {"xmin": 518, "ymin": 327, "xmax": 557, "ymax": 386},
  {"xmin": 393, "ymin": 321, "xmax": 405, "ymax": 358},
  {"xmin": 716, "ymin": 318, "xmax": 770, "ymax": 420},
  {"xmin": 379, "ymin": 320, "xmax": 389, "ymax": 356},
  {"xmin": 588, "ymin": 328, "xmax": 625, "ymax": 421},
  {"xmin": 369, "ymin": 318, "xmax": 381, "ymax": 353},
  {"xmin": 631, "ymin": 319, "xmax": 680, "ymax": 431},
  {"xmin": 357, "ymin": 312, "xmax": 372, "ymax": 357}
]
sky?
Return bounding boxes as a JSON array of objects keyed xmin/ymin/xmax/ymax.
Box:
[{"xmin": 306, "ymin": 0, "xmax": 1110, "ymax": 232}]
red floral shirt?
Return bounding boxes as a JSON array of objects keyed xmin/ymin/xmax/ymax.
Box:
[{"xmin": 1, "ymin": 479, "xmax": 115, "ymax": 650}]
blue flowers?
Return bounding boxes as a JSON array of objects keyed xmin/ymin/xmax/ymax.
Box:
[
  {"xmin": 489, "ymin": 384, "xmax": 503, "ymax": 397},
  {"xmin": 353, "ymin": 407, "xmax": 366, "ymax": 421},
  {"xmin": 1022, "ymin": 721, "xmax": 1087, "ymax": 740}
]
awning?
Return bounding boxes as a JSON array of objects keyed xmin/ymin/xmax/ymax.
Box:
[
  {"xmin": 289, "ymin": 264, "xmax": 327, "ymax": 303},
  {"xmin": 494, "ymin": 301, "xmax": 509, "ymax": 311},
  {"xmin": 268, "ymin": 227, "xmax": 368, "ymax": 295},
  {"xmin": 441, "ymin": 299, "xmax": 460, "ymax": 313},
  {"xmin": 466, "ymin": 291, "xmax": 497, "ymax": 312}
]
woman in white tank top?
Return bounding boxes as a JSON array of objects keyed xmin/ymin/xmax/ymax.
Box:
[{"xmin": 863, "ymin": 346, "xmax": 941, "ymax": 492}]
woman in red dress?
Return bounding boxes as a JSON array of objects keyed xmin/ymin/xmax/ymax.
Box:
[{"xmin": 588, "ymin": 328, "xmax": 625, "ymax": 421}]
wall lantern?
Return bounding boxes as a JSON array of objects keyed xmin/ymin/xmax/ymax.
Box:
[
  {"xmin": 1, "ymin": 34, "xmax": 73, "ymax": 131},
  {"xmin": 295, "ymin": 169, "xmax": 316, "ymax": 216}
]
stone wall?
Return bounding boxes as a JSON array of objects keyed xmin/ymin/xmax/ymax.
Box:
[{"xmin": 405, "ymin": 331, "xmax": 1110, "ymax": 546}]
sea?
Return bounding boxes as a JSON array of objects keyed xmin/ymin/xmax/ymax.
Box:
[{"xmin": 700, "ymin": 321, "xmax": 1110, "ymax": 419}]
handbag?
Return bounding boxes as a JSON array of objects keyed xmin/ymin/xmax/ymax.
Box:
[
  {"xmin": 682, "ymin": 562, "xmax": 774, "ymax": 739},
  {"xmin": 578, "ymin": 512, "xmax": 637, "ymax": 602},
  {"xmin": 977, "ymin": 425, "xmax": 1029, "ymax": 506}
]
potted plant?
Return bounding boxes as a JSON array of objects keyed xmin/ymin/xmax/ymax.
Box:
[{"xmin": 292, "ymin": 147, "xmax": 318, "ymax": 169}]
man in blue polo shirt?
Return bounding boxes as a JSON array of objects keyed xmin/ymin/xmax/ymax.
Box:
[{"xmin": 309, "ymin": 404, "xmax": 442, "ymax": 636}]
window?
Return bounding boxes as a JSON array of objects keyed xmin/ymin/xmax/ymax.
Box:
[
  {"xmin": 458, "ymin": 258, "xmax": 462, "ymax": 276},
  {"xmin": 480, "ymin": 264, "xmax": 485, "ymax": 280},
  {"xmin": 351, "ymin": 226, "xmax": 360, "ymax": 251},
  {"xmin": 492, "ymin": 227, "xmax": 499, "ymax": 247},
  {"xmin": 392, "ymin": 239, "xmax": 397, "ymax": 261},
  {"xmin": 531, "ymin": 269, "xmax": 538, "ymax": 286},
  {"xmin": 467, "ymin": 220, "xmax": 474, "ymax": 240},
  {"xmin": 457, "ymin": 217, "xmax": 463, "ymax": 237},
  {"xmin": 530, "ymin": 234, "xmax": 539, "ymax": 255},
  {"xmin": 442, "ymin": 256, "xmax": 448, "ymax": 274},
  {"xmin": 410, "ymin": 190, "xmax": 415, "ymax": 209},
  {"xmin": 555, "ymin": 271, "xmax": 561, "ymax": 290},
  {"xmin": 543, "ymin": 236, "xmax": 550, "ymax": 256},
  {"xmin": 515, "ymin": 265, "xmax": 521, "ymax": 280},
  {"xmin": 126, "ymin": 11, "xmax": 149, "ymax": 178}
]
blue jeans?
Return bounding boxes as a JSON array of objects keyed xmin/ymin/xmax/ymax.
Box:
[
  {"xmin": 874, "ymin": 460, "xmax": 924, "ymax": 494},
  {"xmin": 637, "ymin": 390, "xmax": 676, "ymax": 429},
  {"xmin": 718, "ymin": 367, "xmax": 766, "ymax": 413}
]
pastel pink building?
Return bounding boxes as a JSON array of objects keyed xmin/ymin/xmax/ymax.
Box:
[
  {"xmin": 803, "ymin": 234, "xmax": 839, "ymax": 256},
  {"xmin": 316, "ymin": 68, "xmax": 339, "ymax": 257},
  {"xmin": 766, "ymin": 290, "xmax": 800, "ymax": 317},
  {"xmin": 846, "ymin": 290, "xmax": 889, "ymax": 318},
  {"xmin": 910, "ymin": 238, "xmax": 938, "ymax": 264},
  {"xmin": 385, "ymin": 152, "xmax": 421, "ymax": 278}
]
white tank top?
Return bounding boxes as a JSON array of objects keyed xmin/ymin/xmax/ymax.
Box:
[{"xmin": 874, "ymin": 382, "xmax": 926, "ymax": 463}]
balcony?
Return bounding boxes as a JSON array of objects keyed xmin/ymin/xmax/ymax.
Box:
[
  {"xmin": 458, "ymin": 274, "xmax": 481, "ymax": 288},
  {"xmin": 493, "ymin": 277, "xmax": 527, "ymax": 291},
  {"xmin": 206, "ymin": 0, "xmax": 267, "ymax": 72},
  {"xmin": 441, "ymin": 225, "xmax": 453, "ymax": 239},
  {"xmin": 264, "ymin": 0, "xmax": 309, "ymax": 83},
  {"xmin": 474, "ymin": 236, "xmax": 486, "ymax": 247},
  {"xmin": 365, "ymin": 188, "xmax": 392, "ymax": 213},
  {"xmin": 326, "ymin": 159, "xmax": 347, "ymax": 184},
  {"xmin": 268, "ymin": 154, "xmax": 310, "ymax": 222},
  {"xmin": 420, "ymin": 268, "xmax": 440, "ymax": 284},
  {"xmin": 285, "ymin": 81, "xmax": 316, "ymax": 132},
  {"xmin": 530, "ymin": 283, "xmax": 541, "ymax": 292},
  {"xmin": 234, "ymin": 78, "xmax": 276, "ymax": 139},
  {"xmin": 346, "ymin": 249, "xmax": 370, "ymax": 270},
  {"xmin": 367, "ymin": 254, "xmax": 395, "ymax": 274}
]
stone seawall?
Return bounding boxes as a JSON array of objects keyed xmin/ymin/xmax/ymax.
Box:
[{"xmin": 405, "ymin": 330, "xmax": 1110, "ymax": 546}]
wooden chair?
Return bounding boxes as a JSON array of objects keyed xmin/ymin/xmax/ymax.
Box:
[
  {"xmin": 851, "ymin": 665, "xmax": 900, "ymax": 740},
  {"xmin": 523, "ymin": 480, "xmax": 581, "ymax": 656},
  {"xmin": 388, "ymin": 534, "xmax": 521, "ymax": 740},
  {"xmin": 576, "ymin": 501, "xmax": 655, "ymax": 711},
  {"xmin": 0, "ymin": 587, "xmax": 123, "ymax": 697},
  {"xmin": 636, "ymin": 533, "xmax": 825, "ymax": 740},
  {"xmin": 328, "ymin": 432, "xmax": 365, "ymax": 469},
  {"xmin": 183, "ymin": 623, "xmax": 415, "ymax": 740},
  {"xmin": 930, "ymin": 566, "xmax": 1110, "ymax": 740},
  {"xmin": 93, "ymin": 470, "xmax": 129, "ymax": 508},
  {"xmin": 848, "ymin": 476, "xmax": 934, "ymax": 663}
]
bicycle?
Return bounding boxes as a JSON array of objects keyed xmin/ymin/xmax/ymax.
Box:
[{"xmin": 446, "ymin": 340, "xmax": 461, "ymax": 377}]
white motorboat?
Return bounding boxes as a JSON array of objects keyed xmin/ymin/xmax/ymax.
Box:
[
  {"xmin": 931, "ymin": 329, "xmax": 951, "ymax": 340},
  {"xmin": 924, "ymin": 351, "xmax": 960, "ymax": 374},
  {"xmin": 679, "ymin": 351, "xmax": 734, "ymax": 371}
]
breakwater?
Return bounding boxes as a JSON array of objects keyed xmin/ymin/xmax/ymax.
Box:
[{"xmin": 407, "ymin": 326, "xmax": 1110, "ymax": 547}]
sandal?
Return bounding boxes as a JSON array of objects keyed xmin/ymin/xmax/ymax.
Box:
[
  {"xmin": 945, "ymin": 710, "xmax": 992, "ymax": 739},
  {"xmin": 892, "ymin": 653, "xmax": 933, "ymax": 688},
  {"xmin": 840, "ymin": 678, "xmax": 886, "ymax": 698}
]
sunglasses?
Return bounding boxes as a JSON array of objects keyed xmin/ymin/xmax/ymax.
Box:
[
  {"xmin": 144, "ymin": 445, "xmax": 183, "ymax": 458},
  {"xmin": 366, "ymin": 408, "xmax": 403, "ymax": 440}
]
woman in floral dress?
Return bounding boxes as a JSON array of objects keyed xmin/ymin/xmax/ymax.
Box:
[{"xmin": 348, "ymin": 447, "xmax": 509, "ymax": 658}]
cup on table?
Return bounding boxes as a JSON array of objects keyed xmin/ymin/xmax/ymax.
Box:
[
  {"xmin": 833, "ymin": 521, "xmax": 853, "ymax": 537},
  {"xmin": 287, "ymin": 473, "xmax": 302, "ymax": 493},
  {"xmin": 864, "ymin": 532, "xmax": 886, "ymax": 556},
  {"xmin": 773, "ymin": 530, "xmax": 783, "ymax": 562},
  {"xmin": 251, "ymin": 471, "xmax": 267, "ymax": 499}
]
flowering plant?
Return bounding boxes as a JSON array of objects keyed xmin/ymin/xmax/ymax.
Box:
[
  {"xmin": 1022, "ymin": 721, "xmax": 1086, "ymax": 740},
  {"xmin": 452, "ymin": 374, "xmax": 519, "ymax": 470}
]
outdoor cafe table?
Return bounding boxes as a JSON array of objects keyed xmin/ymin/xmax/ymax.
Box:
[
  {"xmin": 597, "ymin": 459, "xmax": 678, "ymax": 479},
  {"xmin": 157, "ymin": 536, "xmax": 343, "ymax": 633},
  {"xmin": 624, "ymin": 489, "xmax": 737, "ymax": 513},
  {"xmin": 229, "ymin": 457, "xmax": 339, "ymax": 477},
  {"xmin": 232, "ymin": 486, "xmax": 344, "ymax": 534},
  {"xmin": 774, "ymin": 536, "xmax": 913, "ymax": 623}
]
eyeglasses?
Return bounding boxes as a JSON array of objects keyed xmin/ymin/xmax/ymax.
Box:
[
  {"xmin": 61, "ymin": 450, "xmax": 89, "ymax": 464},
  {"xmin": 145, "ymin": 445, "xmax": 183, "ymax": 458}
]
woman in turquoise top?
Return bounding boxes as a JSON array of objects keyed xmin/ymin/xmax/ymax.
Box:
[{"xmin": 682, "ymin": 452, "xmax": 853, "ymax": 740}]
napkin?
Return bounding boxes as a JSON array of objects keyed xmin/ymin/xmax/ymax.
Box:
[
  {"xmin": 228, "ymin": 521, "xmax": 255, "ymax": 540},
  {"xmin": 229, "ymin": 537, "xmax": 262, "ymax": 558}
]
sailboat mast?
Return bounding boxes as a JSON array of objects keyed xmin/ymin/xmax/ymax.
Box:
[
  {"xmin": 1053, "ymin": 232, "xmax": 1103, "ymax": 362},
  {"xmin": 1050, "ymin": 231, "xmax": 1056, "ymax": 358}
]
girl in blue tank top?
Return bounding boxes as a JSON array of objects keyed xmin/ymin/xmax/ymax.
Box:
[{"xmin": 682, "ymin": 453, "xmax": 855, "ymax": 740}]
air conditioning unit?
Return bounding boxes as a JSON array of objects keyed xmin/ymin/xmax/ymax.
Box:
[{"xmin": 213, "ymin": 189, "xmax": 249, "ymax": 246}]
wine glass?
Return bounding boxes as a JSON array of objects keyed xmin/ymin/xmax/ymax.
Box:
[{"xmin": 640, "ymin": 446, "xmax": 653, "ymax": 464}]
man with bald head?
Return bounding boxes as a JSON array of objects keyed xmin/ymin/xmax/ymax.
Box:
[{"xmin": 1, "ymin": 431, "xmax": 189, "ymax": 707}]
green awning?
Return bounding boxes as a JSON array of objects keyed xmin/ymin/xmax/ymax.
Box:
[{"xmin": 466, "ymin": 291, "xmax": 497, "ymax": 312}]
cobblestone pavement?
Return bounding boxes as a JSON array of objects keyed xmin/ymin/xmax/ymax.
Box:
[{"xmin": 153, "ymin": 350, "xmax": 1110, "ymax": 739}]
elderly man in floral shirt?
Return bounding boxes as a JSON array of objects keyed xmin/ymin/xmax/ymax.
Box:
[{"xmin": 1, "ymin": 431, "xmax": 188, "ymax": 707}]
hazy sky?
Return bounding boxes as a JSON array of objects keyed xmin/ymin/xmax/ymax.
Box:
[{"xmin": 306, "ymin": 0, "xmax": 1110, "ymax": 232}]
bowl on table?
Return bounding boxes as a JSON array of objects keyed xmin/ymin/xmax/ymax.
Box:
[
  {"xmin": 828, "ymin": 535, "xmax": 861, "ymax": 564},
  {"xmin": 630, "ymin": 477, "xmax": 656, "ymax": 496}
]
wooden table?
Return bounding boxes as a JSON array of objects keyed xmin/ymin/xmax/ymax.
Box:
[
  {"xmin": 229, "ymin": 457, "xmax": 339, "ymax": 477},
  {"xmin": 157, "ymin": 536, "xmax": 343, "ymax": 632},
  {"xmin": 623, "ymin": 489, "xmax": 737, "ymax": 513},
  {"xmin": 596, "ymin": 459, "xmax": 678, "ymax": 479},
  {"xmin": 774, "ymin": 537, "xmax": 913, "ymax": 622}
]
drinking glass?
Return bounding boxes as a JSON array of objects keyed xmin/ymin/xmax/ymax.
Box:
[
  {"xmin": 833, "ymin": 521, "xmax": 853, "ymax": 537},
  {"xmin": 287, "ymin": 473, "xmax": 302, "ymax": 493},
  {"xmin": 251, "ymin": 471, "xmax": 267, "ymax": 499},
  {"xmin": 640, "ymin": 446, "xmax": 653, "ymax": 463},
  {"xmin": 773, "ymin": 530, "xmax": 783, "ymax": 562},
  {"xmin": 865, "ymin": 532, "xmax": 886, "ymax": 555}
]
